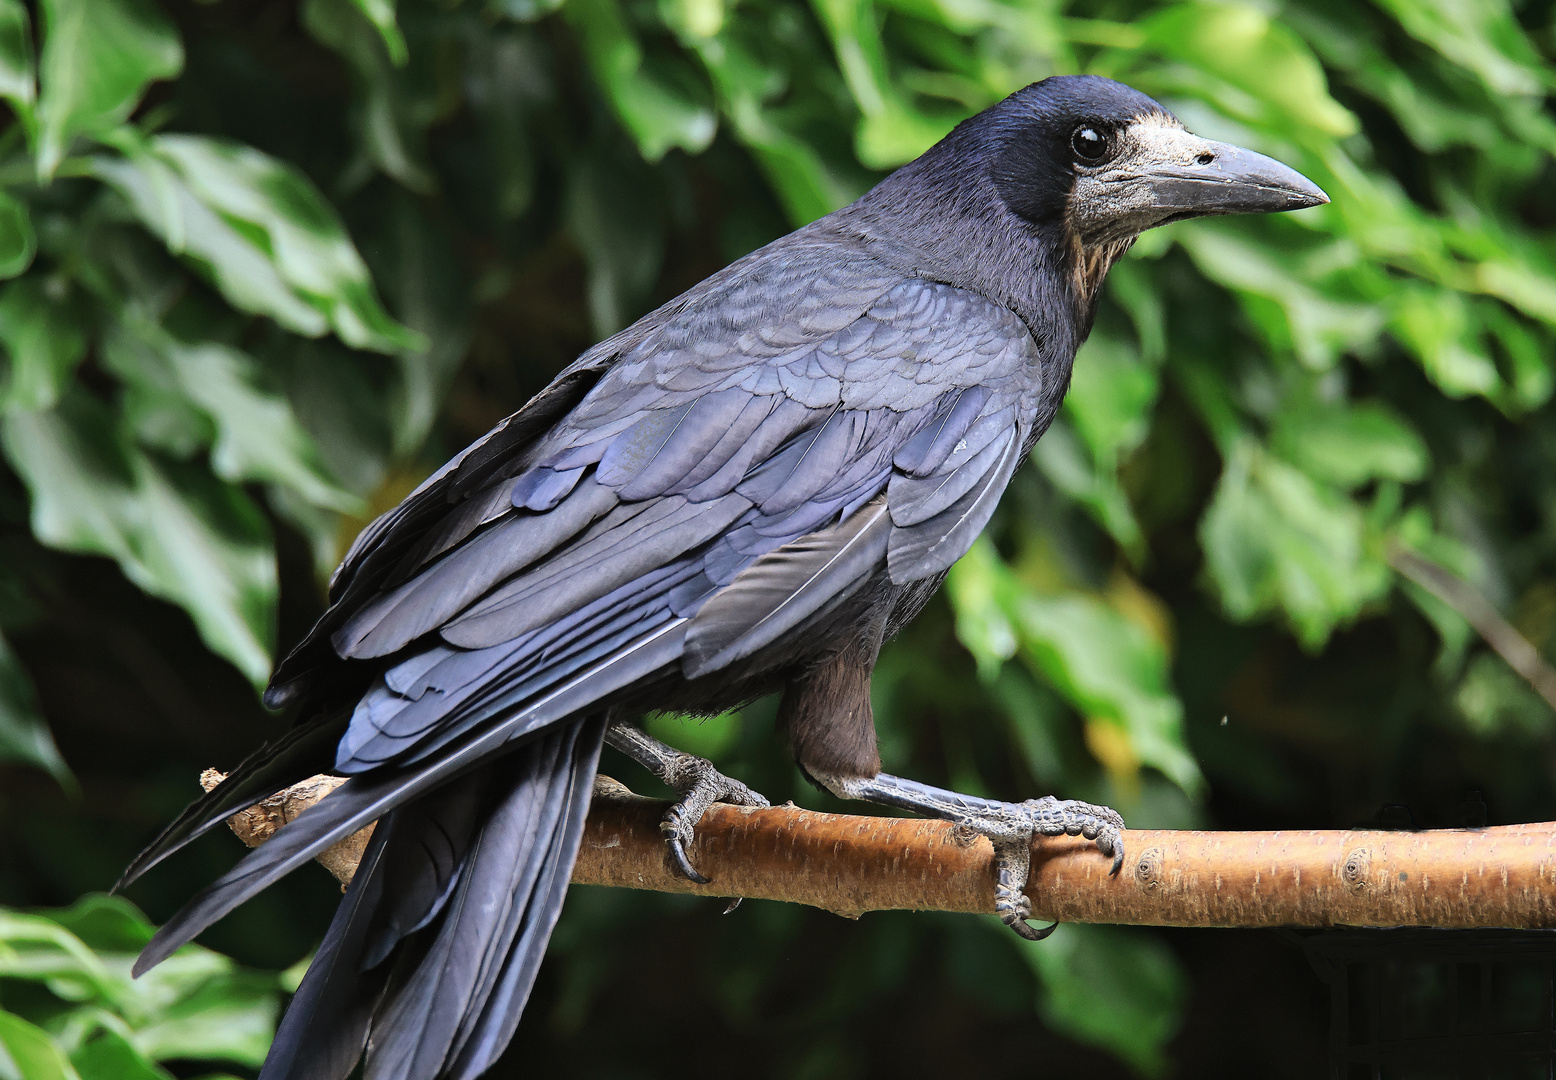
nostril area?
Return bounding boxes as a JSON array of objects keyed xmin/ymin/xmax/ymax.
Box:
[{"xmin": 1196, "ymin": 152, "xmax": 1215, "ymax": 166}]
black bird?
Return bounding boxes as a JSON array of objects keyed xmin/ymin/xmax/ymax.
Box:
[{"xmin": 120, "ymin": 75, "xmax": 1325, "ymax": 1080}]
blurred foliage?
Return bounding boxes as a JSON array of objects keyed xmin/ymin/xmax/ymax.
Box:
[
  {"xmin": 0, "ymin": 893, "xmax": 284, "ymax": 1080},
  {"xmin": 0, "ymin": 0, "xmax": 1554, "ymax": 1073}
]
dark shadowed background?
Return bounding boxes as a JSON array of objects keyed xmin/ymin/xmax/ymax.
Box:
[{"xmin": 2, "ymin": 0, "xmax": 1554, "ymax": 1075}]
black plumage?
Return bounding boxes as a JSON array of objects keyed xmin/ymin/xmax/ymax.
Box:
[{"xmin": 121, "ymin": 75, "xmax": 1326, "ymax": 1080}]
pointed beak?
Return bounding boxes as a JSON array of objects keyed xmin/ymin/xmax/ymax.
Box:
[
  {"xmin": 1070, "ymin": 124, "xmax": 1330, "ymax": 240},
  {"xmin": 1140, "ymin": 139, "xmax": 1329, "ymax": 218}
]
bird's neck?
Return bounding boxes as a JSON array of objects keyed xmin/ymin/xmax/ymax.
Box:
[
  {"xmin": 842, "ymin": 160, "xmax": 1103, "ymax": 358},
  {"xmin": 1065, "ymin": 232, "xmax": 1135, "ymax": 333}
]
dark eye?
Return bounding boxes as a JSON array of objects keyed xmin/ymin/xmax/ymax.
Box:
[{"xmin": 1071, "ymin": 126, "xmax": 1109, "ymax": 163}]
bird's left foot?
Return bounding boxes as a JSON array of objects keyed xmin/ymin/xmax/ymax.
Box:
[
  {"xmin": 811, "ymin": 771, "xmax": 1124, "ymax": 940},
  {"xmin": 604, "ymin": 719, "xmax": 769, "ymax": 884}
]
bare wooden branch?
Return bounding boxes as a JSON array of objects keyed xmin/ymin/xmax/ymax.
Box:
[
  {"xmin": 202, "ymin": 770, "xmax": 1556, "ymax": 928},
  {"xmin": 200, "ymin": 769, "xmax": 367, "ymax": 888}
]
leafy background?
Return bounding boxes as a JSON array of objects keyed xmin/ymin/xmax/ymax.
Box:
[{"xmin": 1, "ymin": 0, "xmax": 1554, "ymax": 1073}]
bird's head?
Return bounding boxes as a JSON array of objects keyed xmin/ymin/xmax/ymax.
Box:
[
  {"xmin": 969, "ymin": 75, "xmax": 1327, "ymax": 307},
  {"xmin": 857, "ymin": 75, "xmax": 1328, "ymax": 331},
  {"xmin": 989, "ymin": 75, "xmax": 1327, "ymax": 239}
]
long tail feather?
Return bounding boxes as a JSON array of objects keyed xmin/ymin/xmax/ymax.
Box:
[
  {"xmin": 448, "ymin": 733, "xmax": 599, "ymax": 1080},
  {"xmin": 258, "ymin": 717, "xmax": 604, "ymax": 1080},
  {"xmin": 133, "ymin": 622, "xmax": 685, "ymax": 977},
  {"xmin": 258, "ymin": 821, "xmax": 395, "ymax": 1080},
  {"xmin": 116, "ymin": 713, "xmax": 347, "ymax": 892}
]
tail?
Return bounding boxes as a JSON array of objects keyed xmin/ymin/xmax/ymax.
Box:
[
  {"xmin": 128, "ymin": 621, "xmax": 686, "ymax": 1080},
  {"xmin": 258, "ymin": 715, "xmax": 605, "ymax": 1080},
  {"xmin": 116, "ymin": 712, "xmax": 348, "ymax": 892}
]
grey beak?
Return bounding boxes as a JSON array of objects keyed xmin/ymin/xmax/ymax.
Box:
[{"xmin": 1143, "ymin": 141, "xmax": 1328, "ymax": 217}]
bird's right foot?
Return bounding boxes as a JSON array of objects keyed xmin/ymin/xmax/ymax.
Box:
[{"xmin": 604, "ymin": 719, "xmax": 769, "ymax": 884}]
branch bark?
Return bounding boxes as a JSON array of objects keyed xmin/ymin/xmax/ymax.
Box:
[{"xmin": 203, "ymin": 772, "xmax": 1556, "ymax": 928}]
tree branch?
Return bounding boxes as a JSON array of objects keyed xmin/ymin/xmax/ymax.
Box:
[
  {"xmin": 203, "ymin": 771, "xmax": 1556, "ymax": 928},
  {"xmin": 1389, "ymin": 546, "xmax": 1556, "ymax": 712}
]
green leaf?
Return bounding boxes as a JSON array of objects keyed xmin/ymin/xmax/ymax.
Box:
[
  {"xmin": 71, "ymin": 1030, "xmax": 169, "ymax": 1080},
  {"xmin": 947, "ymin": 539, "xmax": 1201, "ymax": 794},
  {"xmin": 1479, "ymin": 302, "xmax": 1552, "ymax": 412},
  {"xmin": 688, "ymin": 31, "xmax": 863, "ymax": 224},
  {"xmin": 346, "ymin": 0, "xmax": 407, "ymax": 66},
  {"xmin": 162, "ymin": 134, "xmax": 422, "ymax": 352},
  {"xmin": 1454, "ymin": 651, "xmax": 1554, "ymax": 740},
  {"xmin": 115, "ymin": 946, "xmax": 232, "ymax": 1022},
  {"xmin": 0, "ymin": 909, "xmax": 120, "ymax": 1007},
  {"xmin": 1016, "ymin": 922, "xmax": 1186, "ymax": 1077},
  {"xmin": 1270, "ymin": 401, "xmax": 1429, "ymax": 489},
  {"xmin": 0, "ymin": 394, "xmax": 277, "ymax": 686},
  {"xmin": 1176, "ymin": 222, "xmax": 1383, "ymax": 371},
  {"xmin": 564, "ymin": 0, "xmax": 717, "ymax": 162},
  {"xmin": 94, "ymin": 151, "xmax": 329, "ymax": 337},
  {"xmin": 39, "ymin": 897, "xmax": 153, "ymax": 955},
  {"xmin": 1030, "ymin": 422, "xmax": 1144, "ymax": 557},
  {"xmin": 809, "ymin": 0, "xmax": 960, "ymax": 167},
  {"xmin": 0, "ymin": 278, "xmax": 86, "ymax": 412},
  {"xmin": 0, "ymin": 1012, "xmax": 81, "ymax": 1080},
  {"xmin": 0, "ymin": 191, "xmax": 35, "ymax": 280},
  {"xmin": 1135, "ymin": 2, "xmax": 1356, "ymax": 137},
  {"xmin": 371, "ymin": 189, "xmax": 472, "ymax": 457},
  {"xmin": 1370, "ymin": 0, "xmax": 1547, "ymax": 98},
  {"xmin": 34, "ymin": 0, "xmax": 182, "ymax": 179},
  {"xmin": 0, "ymin": 0, "xmax": 35, "ymax": 132},
  {"xmin": 0, "ymin": 630, "xmax": 70, "ymax": 785},
  {"xmin": 93, "ymin": 134, "xmax": 422, "ymax": 355},
  {"xmin": 945, "ymin": 536, "xmax": 1018, "ymax": 682},
  {"xmin": 1474, "ymin": 255, "xmax": 1556, "ymax": 326},
  {"xmin": 1200, "ymin": 438, "xmax": 1391, "ymax": 650},
  {"xmin": 1066, "ymin": 332, "xmax": 1158, "ymax": 466},
  {"xmin": 102, "ymin": 316, "xmax": 360, "ymax": 511},
  {"xmin": 1037, "ymin": 332, "xmax": 1161, "ymax": 555},
  {"xmin": 1012, "ymin": 581, "xmax": 1201, "ymax": 796},
  {"xmin": 131, "ymin": 974, "xmax": 277, "ymax": 1068},
  {"xmin": 1388, "ymin": 287, "xmax": 1500, "ymax": 399},
  {"xmin": 1, "ymin": 898, "xmax": 282, "ymax": 1073},
  {"xmin": 1391, "ymin": 505, "xmax": 1480, "ymax": 679},
  {"xmin": 300, "ymin": 0, "xmax": 436, "ymax": 194}
]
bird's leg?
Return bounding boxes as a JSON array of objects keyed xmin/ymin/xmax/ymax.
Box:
[
  {"xmin": 604, "ymin": 718, "xmax": 770, "ymax": 884},
  {"xmin": 811, "ymin": 771, "xmax": 1124, "ymax": 940}
]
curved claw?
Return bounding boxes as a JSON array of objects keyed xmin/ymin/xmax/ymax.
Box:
[
  {"xmin": 1007, "ymin": 917, "xmax": 1060, "ymax": 942},
  {"xmin": 664, "ymin": 829, "xmax": 711, "ymax": 884},
  {"xmin": 1110, "ymin": 846, "xmax": 1125, "ymax": 876},
  {"xmin": 656, "ymin": 764, "xmax": 771, "ymax": 885}
]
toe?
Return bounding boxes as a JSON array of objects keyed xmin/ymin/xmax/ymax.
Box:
[{"xmin": 722, "ymin": 782, "xmax": 770, "ymax": 809}]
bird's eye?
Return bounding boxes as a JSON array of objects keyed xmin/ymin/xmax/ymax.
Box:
[{"xmin": 1071, "ymin": 126, "xmax": 1109, "ymax": 163}]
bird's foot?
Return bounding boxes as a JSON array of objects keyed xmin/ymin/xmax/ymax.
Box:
[
  {"xmin": 604, "ymin": 719, "xmax": 769, "ymax": 884},
  {"xmin": 813, "ymin": 771, "xmax": 1124, "ymax": 941},
  {"xmin": 950, "ymin": 796, "xmax": 1125, "ymax": 939},
  {"xmin": 656, "ymin": 754, "xmax": 769, "ymax": 883}
]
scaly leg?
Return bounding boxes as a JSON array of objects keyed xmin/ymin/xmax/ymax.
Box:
[
  {"xmin": 605, "ymin": 718, "xmax": 770, "ymax": 884},
  {"xmin": 811, "ymin": 771, "xmax": 1124, "ymax": 940}
]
